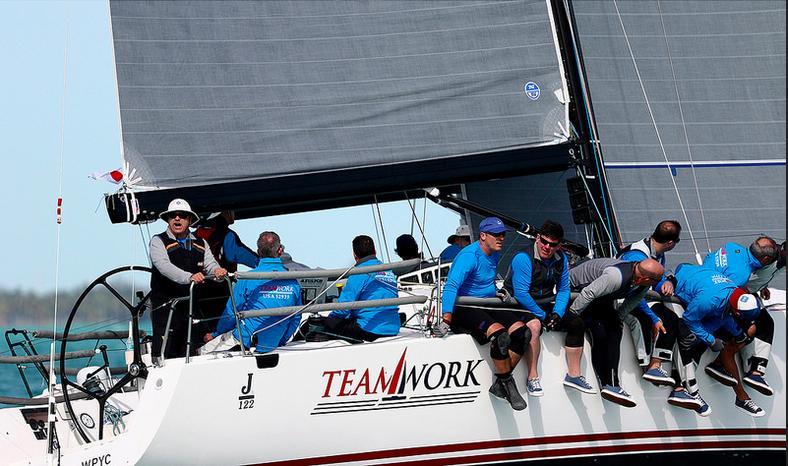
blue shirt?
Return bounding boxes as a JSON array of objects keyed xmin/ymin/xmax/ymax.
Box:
[
  {"xmin": 439, "ymin": 244, "xmax": 462, "ymax": 262},
  {"xmin": 702, "ymin": 242, "xmax": 762, "ymax": 288},
  {"xmin": 441, "ymin": 241, "xmax": 499, "ymax": 314},
  {"xmin": 674, "ymin": 264, "xmax": 742, "ymax": 346},
  {"xmin": 509, "ymin": 250, "xmax": 570, "ymax": 319},
  {"xmin": 329, "ymin": 257, "xmax": 400, "ymax": 336},
  {"xmin": 223, "ymin": 230, "xmax": 259, "ymax": 269},
  {"xmin": 213, "ymin": 258, "xmax": 302, "ymax": 353}
]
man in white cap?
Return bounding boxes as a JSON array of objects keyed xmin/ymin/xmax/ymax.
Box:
[
  {"xmin": 149, "ymin": 198, "xmax": 227, "ymax": 359},
  {"xmin": 666, "ymin": 264, "xmax": 764, "ymax": 418},
  {"xmin": 439, "ymin": 224, "xmax": 472, "ymax": 262}
]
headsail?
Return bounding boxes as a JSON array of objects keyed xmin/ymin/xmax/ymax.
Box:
[
  {"xmin": 571, "ymin": 0, "xmax": 786, "ymax": 265},
  {"xmin": 106, "ymin": 0, "xmax": 572, "ymax": 223}
]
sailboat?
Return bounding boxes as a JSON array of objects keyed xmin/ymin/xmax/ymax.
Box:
[{"xmin": 1, "ymin": 0, "xmax": 784, "ymax": 464}]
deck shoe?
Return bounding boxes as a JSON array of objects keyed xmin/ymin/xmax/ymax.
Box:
[
  {"xmin": 742, "ymin": 371, "xmax": 773, "ymax": 396},
  {"xmin": 694, "ymin": 393, "xmax": 712, "ymax": 417},
  {"xmin": 526, "ymin": 378, "xmax": 544, "ymax": 397},
  {"xmin": 563, "ymin": 374, "xmax": 596, "ymax": 394},
  {"xmin": 667, "ymin": 389, "xmax": 702, "ymax": 410},
  {"xmin": 704, "ymin": 361, "xmax": 737, "ymax": 387},
  {"xmin": 490, "ymin": 377, "xmax": 527, "ymax": 411},
  {"xmin": 735, "ymin": 398, "xmax": 765, "ymax": 417},
  {"xmin": 600, "ymin": 385, "xmax": 637, "ymax": 408},
  {"xmin": 642, "ymin": 367, "xmax": 674, "ymax": 387}
]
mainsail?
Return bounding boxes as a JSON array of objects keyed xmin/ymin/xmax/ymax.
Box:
[
  {"xmin": 571, "ymin": 0, "xmax": 786, "ymax": 264},
  {"xmin": 107, "ymin": 0, "xmax": 572, "ymax": 223}
]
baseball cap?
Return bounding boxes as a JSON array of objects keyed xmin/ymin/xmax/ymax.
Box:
[
  {"xmin": 729, "ymin": 288, "xmax": 761, "ymax": 321},
  {"xmin": 446, "ymin": 224, "xmax": 472, "ymax": 244},
  {"xmin": 479, "ymin": 217, "xmax": 508, "ymax": 234}
]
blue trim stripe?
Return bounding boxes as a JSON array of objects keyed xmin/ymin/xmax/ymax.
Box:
[{"xmin": 606, "ymin": 160, "xmax": 786, "ymax": 169}]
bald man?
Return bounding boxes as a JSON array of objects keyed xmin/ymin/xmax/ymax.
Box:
[{"xmin": 569, "ymin": 258, "xmax": 664, "ymax": 407}]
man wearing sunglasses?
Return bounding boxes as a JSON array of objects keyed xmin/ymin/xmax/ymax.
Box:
[
  {"xmin": 616, "ymin": 220, "xmax": 682, "ymax": 387},
  {"xmin": 440, "ymin": 217, "xmax": 530, "ymax": 411},
  {"xmin": 149, "ymin": 198, "xmax": 227, "ymax": 359},
  {"xmin": 701, "ymin": 236, "xmax": 780, "ymax": 397},
  {"xmin": 502, "ymin": 220, "xmax": 587, "ymax": 398},
  {"xmin": 568, "ymin": 257, "xmax": 664, "ymax": 407}
]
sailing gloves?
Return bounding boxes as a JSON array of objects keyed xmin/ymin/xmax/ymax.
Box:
[
  {"xmin": 496, "ymin": 288, "xmax": 518, "ymax": 306},
  {"xmin": 432, "ymin": 319, "xmax": 451, "ymax": 338},
  {"xmin": 544, "ymin": 312, "xmax": 561, "ymax": 332}
]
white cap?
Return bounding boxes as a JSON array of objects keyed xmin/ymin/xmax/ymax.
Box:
[{"xmin": 159, "ymin": 198, "xmax": 199, "ymax": 222}]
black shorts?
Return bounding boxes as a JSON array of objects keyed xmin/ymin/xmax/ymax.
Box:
[{"xmin": 450, "ymin": 305, "xmax": 527, "ymax": 344}]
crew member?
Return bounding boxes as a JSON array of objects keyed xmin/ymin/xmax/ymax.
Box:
[
  {"xmin": 701, "ymin": 237, "xmax": 780, "ymax": 396},
  {"xmin": 439, "ymin": 217, "xmax": 529, "ymax": 411},
  {"xmin": 568, "ymin": 258, "xmax": 664, "ymax": 407},
  {"xmin": 503, "ymin": 220, "xmax": 574, "ymax": 397},
  {"xmin": 323, "ymin": 235, "xmax": 401, "ymax": 342},
  {"xmin": 439, "ymin": 225, "xmax": 472, "ymax": 262},
  {"xmin": 393, "ymin": 234, "xmax": 429, "ymax": 276},
  {"xmin": 149, "ymin": 198, "xmax": 227, "ymax": 359},
  {"xmin": 203, "ymin": 231, "xmax": 302, "ymax": 353},
  {"xmin": 666, "ymin": 264, "xmax": 764, "ymax": 417},
  {"xmin": 616, "ymin": 220, "xmax": 681, "ymax": 386},
  {"xmin": 194, "ymin": 211, "xmax": 258, "ymax": 336}
]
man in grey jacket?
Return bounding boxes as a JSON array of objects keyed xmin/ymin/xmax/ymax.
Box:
[{"xmin": 569, "ymin": 258, "xmax": 664, "ymax": 407}]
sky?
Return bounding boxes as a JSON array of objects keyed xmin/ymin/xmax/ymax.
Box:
[{"xmin": 0, "ymin": 1, "xmax": 460, "ymax": 293}]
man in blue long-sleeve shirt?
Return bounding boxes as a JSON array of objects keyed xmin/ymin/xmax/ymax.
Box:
[
  {"xmin": 503, "ymin": 220, "xmax": 577, "ymax": 398},
  {"xmin": 202, "ymin": 231, "xmax": 302, "ymax": 353},
  {"xmin": 323, "ymin": 235, "xmax": 400, "ymax": 343},
  {"xmin": 666, "ymin": 264, "xmax": 764, "ymax": 417},
  {"xmin": 616, "ymin": 220, "xmax": 682, "ymax": 386},
  {"xmin": 701, "ymin": 237, "xmax": 779, "ymax": 396},
  {"xmin": 440, "ymin": 217, "xmax": 529, "ymax": 411}
]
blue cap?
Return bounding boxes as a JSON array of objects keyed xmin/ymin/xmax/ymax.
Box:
[{"xmin": 479, "ymin": 217, "xmax": 508, "ymax": 234}]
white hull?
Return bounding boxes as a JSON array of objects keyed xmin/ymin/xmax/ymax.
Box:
[{"xmin": 2, "ymin": 292, "xmax": 785, "ymax": 465}]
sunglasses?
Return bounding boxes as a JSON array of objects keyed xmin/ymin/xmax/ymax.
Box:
[
  {"xmin": 483, "ymin": 231, "xmax": 506, "ymax": 239},
  {"xmin": 538, "ymin": 236, "xmax": 560, "ymax": 248},
  {"xmin": 168, "ymin": 211, "xmax": 190, "ymax": 220}
]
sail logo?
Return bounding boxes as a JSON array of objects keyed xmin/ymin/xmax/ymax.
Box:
[
  {"xmin": 312, "ymin": 349, "xmax": 483, "ymax": 415},
  {"xmin": 524, "ymin": 81, "xmax": 541, "ymax": 100}
]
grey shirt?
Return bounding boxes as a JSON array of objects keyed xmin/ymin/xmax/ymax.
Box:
[
  {"xmin": 569, "ymin": 258, "xmax": 646, "ymax": 316},
  {"xmin": 149, "ymin": 229, "xmax": 222, "ymax": 284}
]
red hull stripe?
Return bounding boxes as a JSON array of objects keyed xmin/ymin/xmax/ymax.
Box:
[{"xmin": 257, "ymin": 428, "xmax": 785, "ymax": 466}]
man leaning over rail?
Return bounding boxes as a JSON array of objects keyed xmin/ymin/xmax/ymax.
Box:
[
  {"xmin": 616, "ymin": 220, "xmax": 682, "ymax": 387},
  {"xmin": 568, "ymin": 257, "xmax": 664, "ymax": 407},
  {"xmin": 667, "ymin": 264, "xmax": 764, "ymax": 417},
  {"xmin": 149, "ymin": 198, "xmax": 227, "ymax": 360},
  {"xmin": 322, "ymin": 235, "xmax": 400, "ymax": 343},
  {"xmin": 502, "ymin": 220, "xmax": 576, "ymax": 398},
  {"xmin": 202, "ymin": 231, "xmax": 302, "ymax": 353},
  {"xmin": 701, "ymin": 237, "xmax": 780, "ymax": 396},
  {"xmin": 439, "ymin": 217, "xmax": 530, "ymax": 411}
]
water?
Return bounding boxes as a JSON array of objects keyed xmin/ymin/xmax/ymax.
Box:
[{"xmin": 0, "ymin": 325, "xmax": 149, "ymax": 405}]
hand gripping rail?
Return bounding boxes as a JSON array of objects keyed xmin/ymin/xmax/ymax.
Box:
[{"xmin": 235, "ymin": 258, "xmax": 422, "ymax": 281}]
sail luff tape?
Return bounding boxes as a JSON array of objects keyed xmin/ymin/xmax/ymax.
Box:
[
  {"xmin": 237, "ymin": 258, "xmax": 422, "ymax": 281},
  {"xmin": 240, "ymin": 295, "xmax": 427, "ymax": 318}
]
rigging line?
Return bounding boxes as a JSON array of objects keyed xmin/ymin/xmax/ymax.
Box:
[
  {"xmin": 403, "ymin": 192, "xmax": 435, "ymax": 259},
  {"xmin": 370, "ymin": 204, "xmax": 384, "ymax": 258},
  {"xmin": 408, "ymin": 198, "xmax": 416, "ymax": 236},
  {"xmin": 47, "ymin": 6, "xmax": 69, "ymax": 462},
  {"xmin": 138, "ymin": 224, "xmax": 152, "ymax": 266},
  {"xmin": 657, "ymin": 0, "xmax": 711, "ymax": 253},
  {"xmin": 422, "ymin": 196, "xmax": 428, "ymax": 255},
  {"xmin": 612, "ymin": 0, "xmax": 702, "ymax": 264},
  {"xmin": 373, "ymin": 195, "xmax": 392, "ymax": 263}
]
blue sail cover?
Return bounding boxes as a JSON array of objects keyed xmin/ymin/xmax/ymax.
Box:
[
  {"xmin": 107, "ymin": 1, "xmax": 571, "ymax": 221},
  {"xmin": 572, "ymin": 1, "xmax": 786, "ymax": 269}
]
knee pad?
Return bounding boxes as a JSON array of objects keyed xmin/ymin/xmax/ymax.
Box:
[
  {"xmin": 489, "ymin": 329, "xmax": 510, "ymax": 360},
  {"xmin": 508, "ymin": 326, "xmax": 531, "ymax": 355}
]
